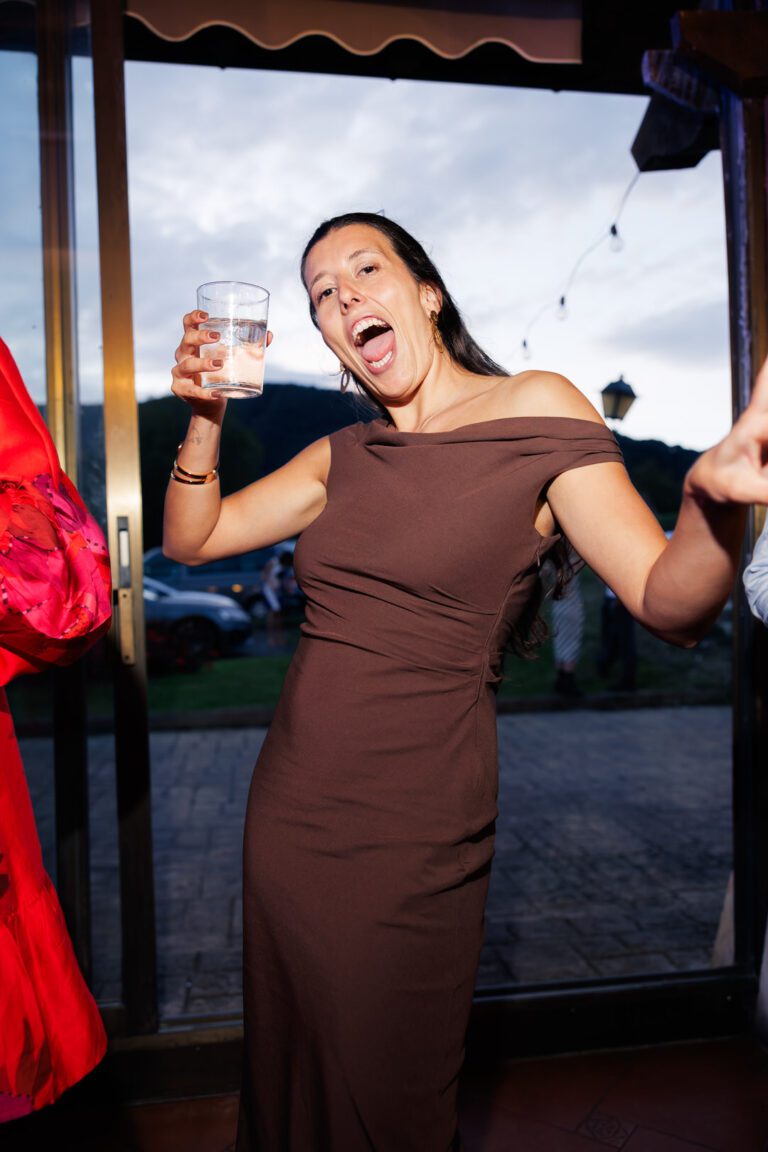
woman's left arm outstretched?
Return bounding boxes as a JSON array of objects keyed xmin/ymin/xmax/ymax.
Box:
[{"xmin": 547, "ymin": 358, "xmax": 768, "ymax": 648}]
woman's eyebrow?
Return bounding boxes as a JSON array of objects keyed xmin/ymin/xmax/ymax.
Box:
[
  {"xmin": 347, "ymin": 247, "xmax": 382, "ymax": 262},
  {"xmin": 308, "ymin": 269, "xmax": 329, "ymax": 292},
  {"xmin": 308, "ymin": 249, "xmax": 383, "ymax": 292}
]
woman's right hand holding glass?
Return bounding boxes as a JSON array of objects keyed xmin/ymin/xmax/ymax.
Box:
[{"xmin": 171, "ymin": 310, "xmax": 228, "ymax": 418}]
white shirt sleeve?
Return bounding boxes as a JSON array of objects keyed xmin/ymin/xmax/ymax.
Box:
[{"xmin": 744, "ymin": 519, "xmax": 768, "ymax": 625}]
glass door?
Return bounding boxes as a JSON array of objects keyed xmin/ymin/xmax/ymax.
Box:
[
  {"xmin": 118, "ymin": 40, "xmax": 760, "ymax": 1049},
  {"xmin": 3, "ymin": 0, "xmax": 765, "ymax": 1070}
]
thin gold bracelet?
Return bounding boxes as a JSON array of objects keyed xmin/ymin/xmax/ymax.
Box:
[
  {"xmin": 171, "ymin": 443, "xmax": 219, "ymax": 485},
  {"xmin": 170, "ymin": 468, "xmax": 219, "ymax": 485}
]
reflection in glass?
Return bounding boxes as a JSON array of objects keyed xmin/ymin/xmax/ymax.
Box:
[
  {"xmin": 0, "ymin": 48, "xmax": 45, "ymax": 399},
  {"xmin": 72, "ymin": 44, "xmax": 122, "ymax": 1003}
]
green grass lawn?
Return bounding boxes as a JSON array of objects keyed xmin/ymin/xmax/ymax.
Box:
[
  {"xmin": 148, "ymin": 651, "xmax": 294, "ymax": 713},
  {"xmin": 7, "ymin": 568, "xmax": 731, "ymax": 725}
]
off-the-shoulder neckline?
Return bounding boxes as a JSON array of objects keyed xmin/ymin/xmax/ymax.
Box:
[{"xmin": 368, "ymin": 414, "xmax": 612, "ymax": 438}]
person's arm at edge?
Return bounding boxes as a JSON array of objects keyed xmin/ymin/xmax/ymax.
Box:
[
  {"xmin": 743, "ymin": 518, "xmax": 768, "ymax": 625},
  {"xmin": 523, "ymin": 371, "xmax": 764, "ymax": 648}
]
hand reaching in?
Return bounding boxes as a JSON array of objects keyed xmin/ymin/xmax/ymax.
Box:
[{"xmin": 684, "ymin": 356, "xmax": 768, "ymax": 507}]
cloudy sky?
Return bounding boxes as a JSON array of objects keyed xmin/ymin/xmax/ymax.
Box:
[{"xmin": 2, "ymin": 50, "xmax": 730, "ymax": 450}]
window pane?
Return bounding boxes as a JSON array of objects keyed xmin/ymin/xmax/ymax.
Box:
[{"xmin": 122, "ymin": 60, "xmax": 733, "ymax": 1018}]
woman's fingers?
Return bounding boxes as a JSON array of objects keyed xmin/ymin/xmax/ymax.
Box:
[
  {"xmin": 171, "ymin": 312, "xmax": 274, "ymax": 408},
  {"xmin": 170, "ymin": 372, "xmax": 227, "ymax": 413},
  {"xmin": 175, "ymin": 332, "xmax": 219, "ymax": 364},
  {"xmin": 688, "ymin": 406, "xmax": 768, "ymax": 505},
  {"xmin": 170, "ymin": 310, "xmax": 228, "ymax": 413},
  {"xmin": 175, "ymin": 320, "xmax": 221, "ymax": 364},
  {"xmin": 173, "ymin": 353, "xmax": 220, "ymax": 381}
]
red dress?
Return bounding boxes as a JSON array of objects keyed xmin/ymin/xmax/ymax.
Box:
[{"xmin": 0, "ymin": 338, "xmax": 111, "ymax": 1121}]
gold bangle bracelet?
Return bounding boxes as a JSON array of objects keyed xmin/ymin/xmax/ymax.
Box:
[
  {"xmin": 170, "ymin": 467, "xmax": 219, "ymax": 486},
  {"xmin": 173, "ymin": 443, "xmax": 219, "ymax": 484}
]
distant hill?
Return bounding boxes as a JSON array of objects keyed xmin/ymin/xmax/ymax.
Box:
[
  {"xmin": 222, "ymin": 382, "xmax": 374, "ymax": 475},
  {"xmin": 78, "ymin": 384, "xmax": 699, "ymax": 550},
  {"xmin": 613, "ymin": 432, "xmax": 699, "ymax": 522}
]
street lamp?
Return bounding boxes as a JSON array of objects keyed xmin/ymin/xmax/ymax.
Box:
[{"xmin": 601, "ymin": 374, "xmax": 637, "ymax": 421}]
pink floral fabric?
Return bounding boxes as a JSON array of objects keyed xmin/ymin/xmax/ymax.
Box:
[{"xmin": 0, "ymin": 473, "xmax": 111, "ymax": 684}]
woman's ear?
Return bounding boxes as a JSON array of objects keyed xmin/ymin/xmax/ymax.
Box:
[{"xmin": 419, "ymin": 282, "xmax": 443, "ymax": 317}]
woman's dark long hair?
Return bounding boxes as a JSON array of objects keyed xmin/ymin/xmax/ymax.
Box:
[{"xmin": 300, "ymin": 210, "xmax": 573, "ymax": 656}]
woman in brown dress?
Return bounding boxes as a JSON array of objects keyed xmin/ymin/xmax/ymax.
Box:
[{"xmin": 164, "ymin": 213, "xmax": 768, "ymax": 1152}]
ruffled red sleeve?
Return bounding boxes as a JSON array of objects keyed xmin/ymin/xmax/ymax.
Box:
[
  {"xmin": 0, "ymin": 473, "xmax": 111, "ymax": 685},
  {"xmin": 0, "ymin": 338, "xmax": 112, "ymax": 686}
]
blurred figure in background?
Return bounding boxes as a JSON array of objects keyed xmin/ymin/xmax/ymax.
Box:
[
  {"xmin": 259, "ymin": 549, "xmax": 295, "ymax": 647},
  {"xmin": 597, "ymin": 583, "xmax": 637, "ymax": 691},
  {"xmin": 277, "ymin": 549, "xmax": 299, "ymax": 617},
  {"xmin": 543, "ymin": 548, "xmax": 585, "ymax": 698},
  {"xmin": 259, "ymin": 551, "xmax": 283, "ymax": 646}
]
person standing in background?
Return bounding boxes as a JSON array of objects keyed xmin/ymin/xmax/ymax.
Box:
[
  {"xmin": 544, "ymin": 547, "xmax": 585, "ymax": 698},
  {"xmin": 260, "ymin": 551, "xmax": 285, "ymax": 647},
  {"xmin": 597, "ymin": 582, "xmax": 637, "ymax": 691}
]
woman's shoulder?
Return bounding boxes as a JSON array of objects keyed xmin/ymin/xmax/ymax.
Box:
[
  {"xmin": 328, "ymin": 418, "xmax": 387, "ymax": 447},
  {"xmin": 491, "ymin": 370, "xmax": 606, "ymax": 426}
]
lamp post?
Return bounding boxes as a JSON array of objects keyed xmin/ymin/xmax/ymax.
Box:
[{"xmin": 601, "ymin": 374, "xmax": 637, "ymax": 422}]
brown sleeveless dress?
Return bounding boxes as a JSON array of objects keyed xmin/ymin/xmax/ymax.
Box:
[{"xmin": 237, "ymin": 416, "xmax": 622, "ymax": 1151}]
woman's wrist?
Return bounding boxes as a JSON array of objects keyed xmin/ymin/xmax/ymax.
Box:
[
  {"xmin": 170, "ymin": 445, "xmax": 219, "ymax": 486},
  {"xmin": 176, "ymin": 415, "xmax": 221, "ymax": 471},
  {"xmin": 177, "ymin": 417, "xmax": 218, "ymax": 456},
  {"xmin": 677, "ymin": 465, "xmax": 748, "ymax": 567}
]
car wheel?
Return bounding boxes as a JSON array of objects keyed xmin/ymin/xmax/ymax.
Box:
[
  {"xmin": 246, "ymin": 594, "xmax": 268, "ymax": 623},
  {"xmin": 172, "ymin": 618, "xmax": 219, "ymax": 672}
]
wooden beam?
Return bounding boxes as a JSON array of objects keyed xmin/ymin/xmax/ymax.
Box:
[{"xmin": 673, "ymin": 11, "xmax": 768, "ymax": 97}]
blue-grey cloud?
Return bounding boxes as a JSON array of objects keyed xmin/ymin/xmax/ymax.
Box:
[{"xmin": 597, "ymin": 298, "xmax": 729, "ymax": 367}]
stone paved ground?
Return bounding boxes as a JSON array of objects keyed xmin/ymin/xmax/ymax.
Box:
[{"xmin": 20, "ymin": 706, "xmax": 731, "ymax": 1019}]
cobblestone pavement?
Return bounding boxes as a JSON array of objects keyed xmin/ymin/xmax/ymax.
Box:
[{"xmin": 20, "ymin": 706, "xmax": 731, "ymax": 1019}]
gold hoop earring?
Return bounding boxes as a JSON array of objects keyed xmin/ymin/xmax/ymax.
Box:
[
  {"xmin": 339, "ymin": 361, "xmax": 352, "ymax": 393},
  {"xmin": 430, "ymin": 311, "xmax": 443, "ymax": 352}
]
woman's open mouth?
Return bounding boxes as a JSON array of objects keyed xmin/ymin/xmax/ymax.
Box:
[{"xmin": 352, "ymin": 316, "xmax": 395, "ymax": 373}]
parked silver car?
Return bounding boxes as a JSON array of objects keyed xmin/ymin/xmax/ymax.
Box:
[
  {"xmin": 143, "ymin": 576, "xmax": 251, "ymax": 671},
  {"xmin": 143, "ymin": 542, "xmax": 303, "ymax": 621}
]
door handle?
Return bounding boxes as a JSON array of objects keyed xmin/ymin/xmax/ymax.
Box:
[{"xmin": 116, "ymin": 515, "xmax": 136, "ymax": 666}]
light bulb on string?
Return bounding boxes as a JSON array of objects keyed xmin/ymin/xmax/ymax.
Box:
[{"xmin": 518, "ymin": 172, "xmax": 640, "ymax": 368}]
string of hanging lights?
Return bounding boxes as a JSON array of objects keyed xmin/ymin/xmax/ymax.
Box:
[{"xmin": 520, "ymin": 171, "xmax": 641, "ymax": 359}]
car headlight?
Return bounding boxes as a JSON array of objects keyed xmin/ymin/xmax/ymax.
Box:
[{"xmin": 219, "ymin": 609, "xmax": 248, "ymax": 623}]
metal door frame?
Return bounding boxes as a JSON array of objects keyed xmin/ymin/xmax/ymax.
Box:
[{"xmin": 20, "ymin": 0, "xmax": 768, "ymax": 1076}]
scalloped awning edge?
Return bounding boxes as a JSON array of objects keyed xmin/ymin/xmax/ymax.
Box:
[{"xmin": 125, "ymin": 2, "xmax": 582, "ymax": 66}]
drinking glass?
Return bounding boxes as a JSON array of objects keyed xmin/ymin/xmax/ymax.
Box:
[{"xmin": 196, "ymin": 281, "xmax": 269, "ymax": 399}]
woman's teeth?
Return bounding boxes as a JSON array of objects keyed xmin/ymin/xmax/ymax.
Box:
[
  {"xmin": 352, "ymin": 316, "xmax": 388, "ymax": 345},
  {"xmin": 371, "ymin": 349, "xmax": 393, "ymax": 370}
]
